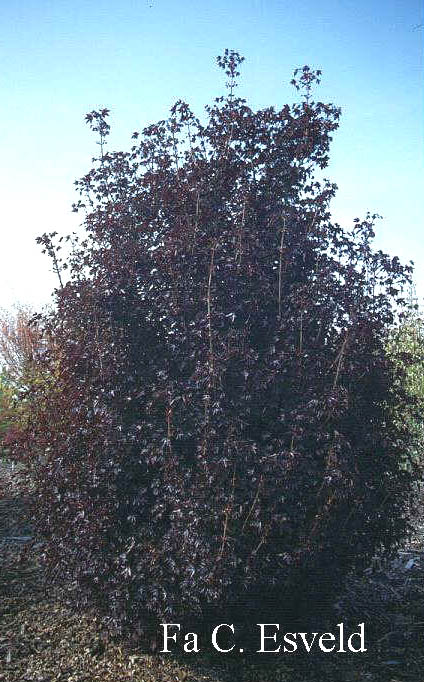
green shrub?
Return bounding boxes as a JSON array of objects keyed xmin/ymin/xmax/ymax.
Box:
[{"xmin": 386, "ymin": 307, "xmax": 424, "ymax": 466}]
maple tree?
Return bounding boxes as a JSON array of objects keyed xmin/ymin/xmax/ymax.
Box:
[{"xmin": 8, "ymin": 51, "xmax": 421, "ymax": 642}]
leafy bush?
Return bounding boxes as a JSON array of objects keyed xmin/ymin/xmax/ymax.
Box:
[
  {"xmin": 8, "ymin": 52, "xmax": 422, "ymax": 642},
  {"xmin": 0, "ymin": 373, "xmax": 13, "ymax": 456},
  {"xmin": 0, "ymin": 306, "xmax": 42, "ymax": 462},
  {"xmin": 0, "ymin": 306, "xmax": 54, "ymax": 465},
  {"xmin": 386, "ymin": 305, "xmax": 424, "ymax": 464},
  {"xmin": 0, "ymin": 306, "xmax": 43, "ymax": 382}
]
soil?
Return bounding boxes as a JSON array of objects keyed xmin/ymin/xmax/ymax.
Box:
[{"xmin": 1, "ymin": 459, "xmax": 424, "ymax": 682}]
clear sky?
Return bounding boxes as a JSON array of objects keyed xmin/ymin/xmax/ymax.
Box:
[{"xmin": 1, "ymin": 0, "xmax": 422, "ymax": 312}]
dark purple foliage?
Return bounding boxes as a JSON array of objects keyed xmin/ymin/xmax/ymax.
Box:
[{"xmin": 9, "ymin": 52, "xmax": 421, "ymax": 643}]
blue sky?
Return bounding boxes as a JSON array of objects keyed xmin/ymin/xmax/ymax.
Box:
[{"xmin": 1, "ymin": 0, "xmax": 422, "ymax": 311}]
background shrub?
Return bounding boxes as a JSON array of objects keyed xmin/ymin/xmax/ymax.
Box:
[
  {"xmin": 0, "ymin": 305, "xmax": 48, "ymax": 464},
  {"xmin": 0, "ymin": 372, "xmax": 14, "ymax": 458},
  {"xmin": 8, "ymin": 52, "xmax": 422, "ymax": 643},
  {"xmin": 386, "ymin": 300, "xmax": 424, "ymax": 467}
]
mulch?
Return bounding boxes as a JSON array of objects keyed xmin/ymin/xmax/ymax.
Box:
[{"xmin": 1, "ymin": 460, "xmax": 424, "ymax": 682}]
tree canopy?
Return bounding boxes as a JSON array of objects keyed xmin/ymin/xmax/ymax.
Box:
[{"xmin": 7, "ymin": 51, "xmax": 422, "ymax": 643}]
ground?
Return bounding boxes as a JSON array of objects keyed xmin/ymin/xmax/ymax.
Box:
[{"xmin": 1, "ymin": 459, "xmax": 424, "ymax": 682}]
